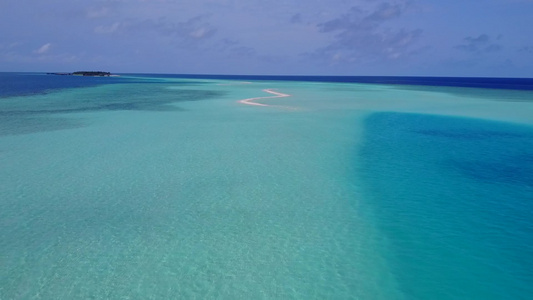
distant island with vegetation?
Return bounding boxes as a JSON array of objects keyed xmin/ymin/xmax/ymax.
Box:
[{"xmin": 47, "ymin": 71, "xmax": 115, "ymax": 77}]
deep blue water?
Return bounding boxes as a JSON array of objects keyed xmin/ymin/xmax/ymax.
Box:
[
  {"xmin": 124, "ymin": 73, "xmax": 533, "ymax": 90},
  {"xmin": 3, "ymin": 73, "xmax": 533, "ymax": 99},
  {"xmin": 359, "ymin": 112, "xmax": 533, "ymax": 299},
  {"xmin": 0, "ymin": 73, "xmax": 223, "ymax": 136},
  {"xmin": 0, "ymin": 72, "xmax": 142, "ymax": 98}
]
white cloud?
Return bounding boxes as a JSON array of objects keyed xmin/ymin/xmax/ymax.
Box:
[
  {"xmin": 95, "ymin": 22, "xmax": 121, "ymax": 34},
  {"xmin": 188, "ymin": 27, "xmax": 216, "ymax": 39},
  {"xmin": 34, "ymin": 43, "xmax": 52, "ymax": 54}
]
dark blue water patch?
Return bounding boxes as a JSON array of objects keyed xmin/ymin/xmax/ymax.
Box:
[
  {"xmin": 451, "ymin": 155, "xmax": 533, "ymax": 187},
  {"xmin": 0, "ymin": 72, "xmax": 203, "ymax": 99},
  {"xmin": 123, "ymin": 73, "xmax": 533, "ymax": 91},
  {"xmin": 366, "ymin": 112, "xmax": 533, "ymax": 187},
  {"xmin": 0, "ymin": 88, "xmax": 222, "ymax": 115},
  {"xmin": 409, "ymin": 116, "xmax": 533, "ymax": 187},
  {"xmin": 415, "ymin": 129, "xmax": 530, "ymax": 139},
  {"xmin": 0, "ymin": 75, "xmax": 226, "ymax": 135},
  {"xmin": 0, "ymin": 73, "xmax": 134, "ymax": 98},
  {"xmin": 358, "ymin": 112, "xmax": 533, "ymax": 299}
]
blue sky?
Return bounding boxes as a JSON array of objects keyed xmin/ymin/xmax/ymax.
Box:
[{"xmin": 1, "ymin": 0, "xmax": 532, "ymax": 77}]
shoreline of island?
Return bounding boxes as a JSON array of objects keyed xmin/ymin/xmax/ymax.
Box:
[{"xmin": 47, "ymin": 71, "xmax": 118, "ymax": 77}]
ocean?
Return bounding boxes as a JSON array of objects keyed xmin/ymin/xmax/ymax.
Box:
[{"xmin": 1, "ymin": 72, "xmax": 532, "ymax": 299}]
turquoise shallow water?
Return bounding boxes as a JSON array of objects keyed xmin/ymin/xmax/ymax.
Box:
[{"xmin": 1, "ymin": 74, "xmax": 532, "ymax": 299}]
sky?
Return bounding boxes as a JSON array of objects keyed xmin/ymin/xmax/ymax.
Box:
[{"xmin": 1, "ymin": 0, "xmax": 533, "ymax": 77}]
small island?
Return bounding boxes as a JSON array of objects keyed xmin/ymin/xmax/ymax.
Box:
[{"xmin": 47, "ymin": 71, "xmax": 113, "ymax": 77}]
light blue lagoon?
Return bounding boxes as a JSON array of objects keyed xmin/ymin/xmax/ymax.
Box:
[{"xmin": 1, "ymin": 74, "xmax": 532, "ymax": 299}]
